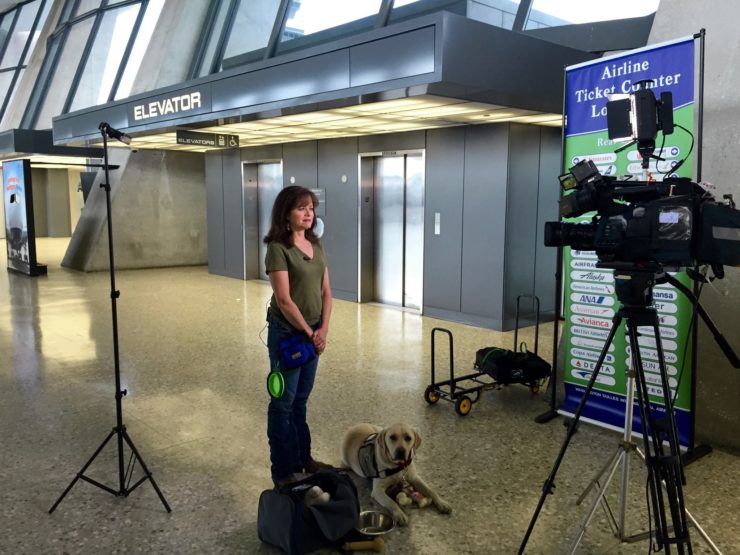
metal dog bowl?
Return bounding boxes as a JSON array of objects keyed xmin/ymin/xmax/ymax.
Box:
[{"xmin": 357, "ymin": 510, "xmax": 395, "ymax": 535}]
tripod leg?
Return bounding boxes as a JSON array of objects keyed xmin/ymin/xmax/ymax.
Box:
[
  {"xmin": 568, "ymin": 449, "xmax": 626, "ymax": 554},
  {"xmin": 651, "ymin": 318, "xmax": 692, "ymax": 538},
  {"xmin": 122, "ymin": 429, "xmax": 172, "ymax": 513},
  {"xmin": 635, "ymin": 447, "xmax": 720, "ymax": 554},
  {"xmin": 518, "ymin": 316, "xmax": 623, "ymax": 554},
  {"xmin": 576, "ymin": 447, "xmax": 623, "ymax": 506},
  {"xmin": 49, "ymin": 429, "xmax": 116, "ymax": 514},
  {"xmin": 628, "ymin": 321, "xmax": 673, "ymax": 552},
  {"xmin": 685, "ymin": 508, "xmax": 721, "ymax": 555},
  {"xmin": 629, "ymin": 317, "xmax": 693, "ymax": 555}
]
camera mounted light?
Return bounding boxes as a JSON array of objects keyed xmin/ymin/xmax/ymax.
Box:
[{"xmin": 605, "ymin": 80, "xmax": 674, "ymax": 171}]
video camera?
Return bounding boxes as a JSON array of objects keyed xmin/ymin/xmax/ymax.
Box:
[{"xmin": 544, "ymin": 82, "xmax": 740, "ymax": 273}]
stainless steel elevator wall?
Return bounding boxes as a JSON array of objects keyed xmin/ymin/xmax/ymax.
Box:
[
  {"xmin": 242, "ymin": 161, "xmax": 283, "ymax": 281},
  {"xmin": 256, "ymin": 162, "xmax": 282, "ymax": 280},
  {"xmin": 372, "ymin": 153, "xmax": 424, "ymax": 310}
]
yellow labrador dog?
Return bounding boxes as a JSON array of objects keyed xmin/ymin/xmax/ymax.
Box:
[{"xmin": 341, "ymin": 422, "xmax": 452, "ymax": 526}]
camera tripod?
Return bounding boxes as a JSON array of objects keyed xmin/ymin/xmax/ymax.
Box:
[
  {"xmin": 519, "ymin": 267, "xmax": 712, "ymax": 554},
  {"xmin": 49, "ymin": 123, "xmax": 170, "ymax": 514}
]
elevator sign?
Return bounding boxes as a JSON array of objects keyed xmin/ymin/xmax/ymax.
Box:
[
  {"xmin": 128, "ymin": 87, "xmax": 212, "ymax": 125},
  {"xmin": 176, "ymin": 130, "xmax": 239, "ymax": 148}
]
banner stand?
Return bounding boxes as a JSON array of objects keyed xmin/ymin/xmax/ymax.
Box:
[
  {"xmin": 554, "ymin": 35, "xmax": 704, "ymax": 454},
  {"xmin": 535, "ymin": 64, "xmax": 569, "ymax": 425},
  {"xmin": 684, "ymin": 28, "xmax": 710, "ymax": 464}
]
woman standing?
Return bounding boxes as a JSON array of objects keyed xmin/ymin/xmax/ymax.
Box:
[{"xmin": 264, "ymin": 186, "xmax": 333, "ymax": 487}]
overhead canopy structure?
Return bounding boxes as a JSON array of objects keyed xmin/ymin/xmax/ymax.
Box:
[
  {"xmin": 52, "ymin": 11, "xmax": 596, "ymax": 152},
  {"xmin": 0, "ymin": 129, "xmax": 103, "ymax": 166}
]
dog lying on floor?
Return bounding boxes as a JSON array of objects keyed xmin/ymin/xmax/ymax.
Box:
[{"xmin": 340, "ymin": 422, "xmax": 452, "ymax": 526}]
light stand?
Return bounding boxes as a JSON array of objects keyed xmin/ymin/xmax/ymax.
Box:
[
  {"xmin": 568, "ymin": 361, "xmax": 721, "ymax": 554},
  {"xmin": 535, "ymin": 244, "xmax": 561, "ymax": 424},
  {"xmin": 519, "ymin": 267, "xmax": 699, "ymax": 554},
  {"xmin": 49, "ymin": 123, "xmax": 170, "ymax": 514}
]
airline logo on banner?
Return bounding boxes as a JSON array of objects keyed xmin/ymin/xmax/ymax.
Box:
[
  {"xmin": 571, "ymin": 326, "xmax": 611, "ymax": 341},
  {"xmin": 637, "ymin": 325, "xmax": 678, "ymax": 339},
  {"xmin": 570, "ymin": 270, "xmax": 614, "ymax": 283},
  {"xmin": 626, "ymin": 345, "xmax": 679, "ymax": 364},
  {"xmin": 571, "ymin": 250, "xmax": 598, "ymax": 260},
  {"xmin": 627, "ymin": 336, "xmax": 679, "ymax": 351},
  {"xmin": 570, "ymin": 369, "xmax": 616, "ymax": 386},
  {"xmin": 571, "ymin": 282, "xmax": 615, "ymax": 295},
  {"xmin": 658, "ymin": 315, "xmax": 678, "ymax": 326},
  {"xmin": 571, "ymin": 259, "xmax": 598, "ymax": 270},
  {"xmin": 571, "ymin": 304, "xmax": 615, "ymax": 318},
  {"xmin": 572, "ymin": 358, "xmax": 615, "ymax": 374},
  {"xmin": 639, "ymin": 359, "xmax": 679, "ymax": 376},
  {"xmin": 570, "ymin": 293, "xmax": 615, "ymax": 306},
  {"xmin": 571, "ymin": 348, "xmax": 615, "ymax": 363},
  {"xmin": 570, "ymin": 315, "xmax": 612, "ymax": 329},
  {"xmin": 572, "ymin": 336, "xmax": 614, "ymax": 352}
]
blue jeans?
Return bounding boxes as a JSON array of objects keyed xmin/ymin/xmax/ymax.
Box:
[{"xmin": 266, "ymin": 312, "xmax": 320, "ymax": 482}]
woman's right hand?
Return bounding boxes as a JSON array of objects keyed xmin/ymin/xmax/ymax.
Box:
[{"xmin": 312, "ymin": 328, "xmax": 327, "ymax": 354}]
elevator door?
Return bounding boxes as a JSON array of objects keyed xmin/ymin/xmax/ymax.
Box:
[
  {"xmin": 244, "ymin": 161, "xmax": 282, "ymax": 280},
  {"xmin": 373, "ymin": 153, "xmax": 424, "ymax": 310}
]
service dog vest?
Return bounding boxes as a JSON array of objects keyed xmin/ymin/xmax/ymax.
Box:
[{"xmin": 357, "ymin": 433, "xmax": 411, "ymax": 479}]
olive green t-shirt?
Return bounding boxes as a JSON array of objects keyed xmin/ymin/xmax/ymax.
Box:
[{"xmin": 265, "ymin": 241, "xmax": 327, "ymax": 327}]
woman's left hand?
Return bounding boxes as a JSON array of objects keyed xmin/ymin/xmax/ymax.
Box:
[{"xmin": 313, "ymin": 327, "xmax": 328, "ymax": 354}]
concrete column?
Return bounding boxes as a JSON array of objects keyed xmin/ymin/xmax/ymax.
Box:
[
  {"xmin": 63, "ymin": 0, "xmax": 210, "ymax": 271},
  {"xmin": 68, "ymin": 168, "xmax": 83, "ymax": 231},
  {"xmin": 31, "ymin": 168, "xmax": 48, "ymax": 237},
  {"xmin": 46, "ymin": 169, "xmax": 71, "ymax": 237},
  {"xmin": 650, "ymin": 0, "xmax": 740, "ymax": 451}
]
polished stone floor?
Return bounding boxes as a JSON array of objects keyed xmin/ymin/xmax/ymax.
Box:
[{"xmin": 1, "ymin": 238, "xmax": 738, "ymax": 554}]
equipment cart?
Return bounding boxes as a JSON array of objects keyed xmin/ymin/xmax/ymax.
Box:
[{"xmin": 423, "ymin": 295, "xmax": 550, "ymax": 416}]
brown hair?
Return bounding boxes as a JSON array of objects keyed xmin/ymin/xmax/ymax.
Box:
[{"xmin": 263, "ymin": 185, "xmax": 320, "ymax": 247}]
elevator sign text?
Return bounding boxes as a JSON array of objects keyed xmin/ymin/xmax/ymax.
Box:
[{"xmin": 128, "ymin": 88, "xmax": 211, "ymax": 125}]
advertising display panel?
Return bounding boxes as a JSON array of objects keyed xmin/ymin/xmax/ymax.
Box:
[
  {"xmin": 3, "ymin": 159, "xmax": 45, "ymax": 276},
  {"xmin": 560, "ymin": 38, "xmax": 696, "ymax": 447}
]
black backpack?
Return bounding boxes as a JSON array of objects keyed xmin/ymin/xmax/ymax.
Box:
[{"xmin": 257, "ymin": 470, "xmax": 360, "ymax": 554}]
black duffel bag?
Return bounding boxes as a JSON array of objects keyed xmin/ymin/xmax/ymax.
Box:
[
  {"xmin": 475, "ymin": 343, "xmax": 551, "ymax": 384},
  {"xmin": 475, "ymin": 347, "xmax": 518, "ymax": 383},
  {"xmin": 258, "ymin": 470, "xmax": 360, "ymax": 554}
]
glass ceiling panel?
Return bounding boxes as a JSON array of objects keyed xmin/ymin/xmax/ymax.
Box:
[
  {"xmin": 526, "ymin": 0, "xmax": 660, "ymax": 30},
  {"xmin": 221, "ymin": 0, "xmax": 280, "ymax": 65},
  {"xmin": 197, "ymin": 0, "xmax": 230, "ymax": 77},
  {"xmin": 74, "ymin": 0, "xmax": 102, "ymax": 18},
  {"xmin": 466, "ymin": 0, "xmax": 521, "ymax": 30},
  {"xmin": 1, "ymin": 1, "xmax": 41, "ymax": 69},
  {"xmin": 34, "ymin": 15, "xmax": 96, "ymax": 128},
  {"xmin": 69, "ymin": 3, "xmax": 141, "ymax": 111},
  {"xmin": 23, "ymin": 0, "xmax": 53, "ymax": 65},
  {"xmin": 115, "ymin": 0, "xmax": 166, "ymax": 99},
  {"xmin": 279, "ymin": 0, "xmax": 382, "ymax": 45}
]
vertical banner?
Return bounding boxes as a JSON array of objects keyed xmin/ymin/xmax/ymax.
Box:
[
  {"xmin": 560, "ymin": 38, "xmax": 696, "ymax": 447},
  {"xmin": 3, "ymin": 159, "xmax": 45, "ymax": 276}
]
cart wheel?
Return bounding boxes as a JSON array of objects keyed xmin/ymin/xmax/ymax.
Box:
[
  {"xmin": 424, "ymin": 386, "xmax": 440, "ymax": 405},
  {"xmin": 530, "ymin": 384, "xmax": 540, "ymax": 394},
  {"xmin": 454, "ymin": 396, "xmax": 473, "ymax": 416}
]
